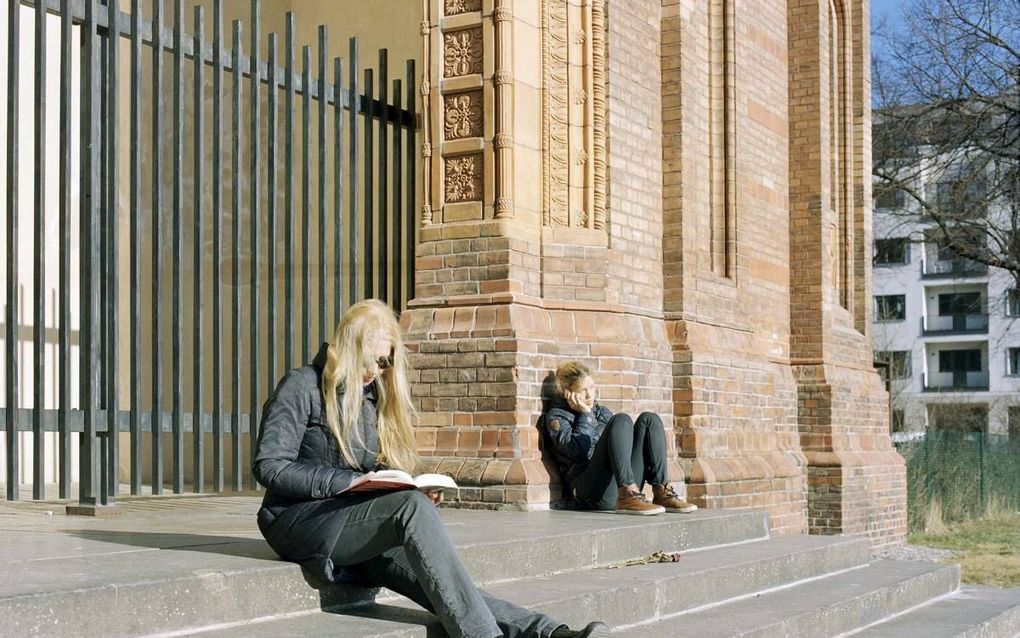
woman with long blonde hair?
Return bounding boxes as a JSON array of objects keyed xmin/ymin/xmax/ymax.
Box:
[{"xmin": 254, "ymin": 300, "xmax": 606, "ymax": 638}]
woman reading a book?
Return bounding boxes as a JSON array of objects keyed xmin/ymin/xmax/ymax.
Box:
[
  {"xmin": 542, "ymin": 361, "xmax": 697, "ymax": 516},
  {"xmin": 253, "ymin": 299, "xmax": 607, "ymax": 638}
]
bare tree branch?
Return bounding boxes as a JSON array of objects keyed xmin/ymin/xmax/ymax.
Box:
[{"xmin": 873, "ymin": 0, "xmax": 1020, "ymax": 286}]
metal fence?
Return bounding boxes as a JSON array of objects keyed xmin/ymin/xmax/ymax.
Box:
[
  {"xmin": 896, "ymin": 430, "xmax": 1020, "ymax": 531},
  {"xmin": 1, "ymin": 0, "xmax": 418, "ymax": 505}
]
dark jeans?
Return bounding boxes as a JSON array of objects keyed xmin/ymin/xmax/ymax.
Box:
[
  {"xmin": 331, "ymin": 489, "xmax": 561, "ymax": 638},
  {"xmin": 571, "ymin": 412, "xmax": 669, "ymax": 510}
]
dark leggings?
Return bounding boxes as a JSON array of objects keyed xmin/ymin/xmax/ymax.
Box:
[{"xmin": 571, "ymin": 412, "xmax": 669, "ymax": 510}]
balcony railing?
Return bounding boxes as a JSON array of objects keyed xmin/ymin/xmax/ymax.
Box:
[
  {"xmin": 920, "ymin": 258, "xmax": 989, "ymax": 279},
  {"xmin": 922, "ymin": 371, "xmax": 990, "ymax": 392},
  {"xmin": 920, "ymin": 313, "xmax": 989, "ymax": 336}
]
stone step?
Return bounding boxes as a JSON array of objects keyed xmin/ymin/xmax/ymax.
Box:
[
  {"xmin": 2, "ymin": 508, "xmax": 767, "ymax": 638},
  {"xmin": 845, "ymin": 585, "xmax": 1020, "ymax": 638},
  {"xmin": 614, "ymin": 559, "xmax": 961, "ymax": 638},
  {"xmin": 185, "ymin": 533, "xmax": 872, "ymax": 637}
]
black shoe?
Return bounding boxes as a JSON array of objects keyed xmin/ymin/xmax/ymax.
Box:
[{"xmin": 550, "ymin": 621, "xmax": 610, "ymax": 638}]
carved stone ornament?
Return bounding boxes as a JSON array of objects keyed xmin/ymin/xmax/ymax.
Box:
[
  {"xmin": 444, "ymin": 0, "xmax": 481, "ymax": 15},
  {"xmin": 443, "ymin": 28, "xmax": 483, "ymax": 78},
  {"xmin": 542, "ymin": 0, "xmax": 608, "ymax": 230},
  {"xmin": 445, "ymin": 154, "xmax": 484, "ymax": 203},
  {"xmin": 444, "ymin": 91, "xmax": 483, "ymax": 140}
]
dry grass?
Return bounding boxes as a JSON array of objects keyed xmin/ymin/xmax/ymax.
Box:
[{"xmin": 909, "ymin": 509, "xmax": 1020, "ymax": 587}]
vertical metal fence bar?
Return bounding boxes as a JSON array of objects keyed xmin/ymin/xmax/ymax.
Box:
[
  {"xmin": 172, "ymin": 0, "xmax": 184, "ymax": 494},
  {"xmin": 333, "ymin": 57, "xmax": 343, "ymax": 323},
  {"xmin": 284, "ymin": 12, "xmax": 294, "ymax": 370},
  {"xmin": 5, "ymin": 0, "xmax": 21, "ymax": 502},
  {"xmin": 81, "ymin": 0, "xmax": 101, "ymax": 506},
  {"xmin": 363, "ymin": 66, "xmax": 373, "ymax": 301},
  {"xmin": 266, "ymin": 32, "xmax": 277, "ymax": 391},
  {"xmin": 348, "ymin": 38, "xmax": 358, "ymax": 304},
  {"xmin": 230, "ymin": 19, "xmax": 242, "ymax": 492},
  {"xmin": 249, "ymin": 0, "xmax": 261, "ymax": 489},
  {"xmin": 317, "ymin": 27, "xmax": 327, "ymax": 345},
  {"xmin": 192, "ymin": 4, "xmax": 205, "ymax": 493},
  {"xmin": 98, "ymin": 35, "xmax": 107, "ymax": 457},
  {"xmin": 377, "ymin": 49, "xmax": 387, "ymax": 305},
  {"xmin": 405, "ymin": 59, "xmax": 415, "ymax": 308},
  {"xmin": 33, "ymin": 0, "xmax": 48, "ymax": 500},
  {"xmin": 129, "ymin": 0, "xmax": 142, "ymax": 495},
  {"xmin": 392, "ymin": 78, "xmax": 402, "ymax": 310},
  {"xmin": 211, "ymin": 0, "xmax": 224, "ymax": 493},
  {"xmin": 106, "ymin": 0, "xmax": 120, "ymax": 500},
  {"xmin": 58, "ymin": 0, "xmax": 72, "ymax": 499},
  {"xmin": 151, "ymin": 0, "xmax": 164, "ymax": 495},
  {"xmin": 301, "ymin": 45, "xmax": 311, "ymax": 359}
]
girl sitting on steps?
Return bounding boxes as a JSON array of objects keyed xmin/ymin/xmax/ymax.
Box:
[{"xmin": 542, "ymin": 361, "xmax": 697, "ymax": 516}]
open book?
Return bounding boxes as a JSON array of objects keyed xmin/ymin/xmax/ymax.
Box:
[{"xmin": 340, "ymin": 469, "xmax": 458, "ymax": 494}]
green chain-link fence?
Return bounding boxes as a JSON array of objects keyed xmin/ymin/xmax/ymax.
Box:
[{"xmin": 895, "ymin": 431, "xmax": 1020, "ymax": 531}]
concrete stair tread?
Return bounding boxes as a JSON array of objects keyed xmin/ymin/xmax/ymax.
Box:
[
  {"xmin": 2, "ymin": 508, "xmax": 768, "ymax": 637},
  {"xmin": 847, "ymin": 585, "xmax": 1020, "ymax": 638},
  {"xmin": 189, "ymin": 534, "xmax": 869, "ymax": 637},
  {"xmin": 186, "ymin": 605, "xmax": 440, "ymax": 638},
  {"xmin": 0, "ymin": 508, "xmax": 763, "ymax": 599},
  {"xmin": 613, "ymin": 559, "xmax": 961, "ymax": 638}
]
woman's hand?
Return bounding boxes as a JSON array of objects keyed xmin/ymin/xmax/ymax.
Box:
[{"xmin": 424, "ymin": 489, "xmax": 444, "ymax": 506}]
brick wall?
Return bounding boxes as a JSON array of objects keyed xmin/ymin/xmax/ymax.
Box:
[
  {"xmin": 660, "ymin": 0, "xmax": 808, "ymax": 536},
  {"xmin": 404, "ymin": 0, "xmax": 906, "ymax": 548}
]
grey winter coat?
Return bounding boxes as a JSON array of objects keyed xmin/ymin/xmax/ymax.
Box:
[{"xmin": 253, "ymin": 342, "xmax": 381, "ymax": 582}]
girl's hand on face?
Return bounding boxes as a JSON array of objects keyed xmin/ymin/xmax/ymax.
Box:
[
  {"xmin": 564, "ymin": 390, "xmax": 580, "ymax": 412},
  {"xmin": 424, "ymin": 489, "xmax": 444, "ymax": 506},
  {"xmin": 565, "ymin": 390, "xmax": 592, "ymax": 414}
]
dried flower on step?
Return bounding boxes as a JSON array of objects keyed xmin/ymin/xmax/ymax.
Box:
[{"xmin": 607, "ymin": 551, "xmax": 681, "ymax": 571}]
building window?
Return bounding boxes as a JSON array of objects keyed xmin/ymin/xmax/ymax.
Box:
[
  {"xmin": 1008, "ymin": 348, "xmax": 1020, "ymax": 376},
  {"xmin": 875, "ymin": 350, "xmax": 912, "ymax": 378},
  {"xmin": 938, "ymin": 292, "xmax": 983, "ymax": 316},
  {"xmin": 935, "ymin": 178, "xmax": 986, "ymax": 218},
  {"xmin": 891, "ymin": 409, "xmax": 905, "ymax": 433},
  {"xmin": 874, "ymin": 294, "xmax": 906, "ymax": 321},
  {"xmin": 1006, "ymin": 289, "xmax": 1020, "ymax": 317},
  {"xmin": 1009, "ymin": 407, "xmax": 1020, "ymax": 439},
  {"xmin": 875, "ymin": 187, "xmax": 905, "ymax": 209},
  {"xmin": 939, "ymin": 348, "xmax": 982, "ymax": 373},
  {"xmin": 873, "ymin": 238, "xmax": 910, "ymax": 266}
]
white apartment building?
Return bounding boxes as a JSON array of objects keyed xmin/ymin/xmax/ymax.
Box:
[{"xmin": 872, "ymin": 178, "xmax": 1020, "ymax": 437}]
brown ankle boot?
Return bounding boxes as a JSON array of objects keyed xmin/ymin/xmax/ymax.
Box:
[
  {"xmin": 652, "ymin": 484, "xmax": 698, "ymax": 513},
  {"xmin": 615, "ymin": 486, "xmax": 665, "ymax": 516}
]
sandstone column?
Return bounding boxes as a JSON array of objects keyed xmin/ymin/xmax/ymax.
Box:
[{"xmin": 787, "ymin": 0, "xmax": 906, "ymax": 547}]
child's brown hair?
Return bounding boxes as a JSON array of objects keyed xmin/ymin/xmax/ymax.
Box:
[{"xmin": 554, "ymin": 361, "xmax": 590, "ymax": 395}]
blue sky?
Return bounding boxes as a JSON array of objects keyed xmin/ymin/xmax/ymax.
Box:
[
  {"xmin": 870, "ymin": 0, "xmax": 906, "ymax": 59},
  {"xmin": 870, "ymin": 0, "xmax": 904, "ymax": 24}
]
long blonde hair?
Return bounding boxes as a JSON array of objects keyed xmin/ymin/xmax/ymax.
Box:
[{"xmin": 321, "ymin": 299, "xmax": 418, "ymax": 472}]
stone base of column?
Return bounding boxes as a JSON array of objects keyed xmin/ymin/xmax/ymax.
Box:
[
  {"xmin": 683, "ymin": 452, "xmax": 808, "ymax": 535},
  {"xmin": 669, "ymin": 320, "xmax": 809, "ymax": 535},
  {"xmin": 797, "ymin": 363, "xmax": 908, "ymax": 549},
  {"xmin": 805, "ymin": 451, "xmax": 907, "ymax": 549},
  {"xmin": 415, "ymin": 456, "xmax": 558, "ymax": 510},
  {"xmin": 403, "ymin": 300, "xmax": 686, "ymax": 510}
]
